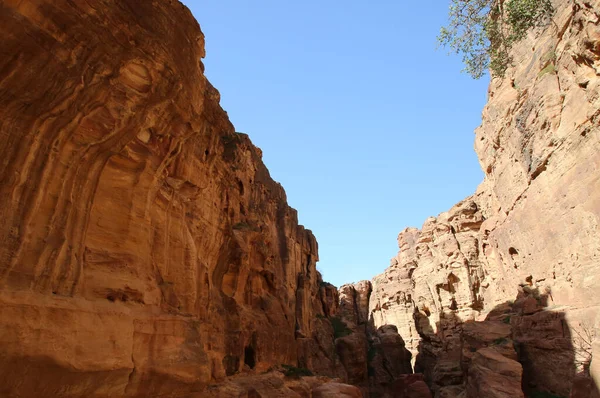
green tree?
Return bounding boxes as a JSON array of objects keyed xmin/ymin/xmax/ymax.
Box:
[{"xmin": 438, "ymin": 0, "xmax": 554, "ymax": 79}]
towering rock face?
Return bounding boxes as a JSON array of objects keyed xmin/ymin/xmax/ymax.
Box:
[
  {"xmin": 370, "ymin": 199, "xmax": 485, "ymax": 359},
  {"xmin": 369, "ymin": 0, "xmax": 600, "ymax": 396},
  {"xmin": 0, "ymin": 1, "xmax": 331, "ymax": 396},
  {"xmin": 2, "ymin": 0, "xmax": 599, "ymax": 397},
  {"xmin": 474, "ymin": 0, "xmax": 600, "ymax": 320}
]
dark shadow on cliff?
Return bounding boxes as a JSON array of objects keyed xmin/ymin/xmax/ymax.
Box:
[
  {"xmin": 413, "ymin": 286, "xmax": 599, "ymax": 398},
  {"xmin": 318, "ymin": 281, "xmax": 433, "ymax": 397},
  {"xmin": 365, "ymin": 320, "xmax": 432, "ymax": 398}
]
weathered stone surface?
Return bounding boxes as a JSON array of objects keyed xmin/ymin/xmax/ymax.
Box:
[
  {"xmin": 437, "ymin": 385, "xmax": 466, "ymax": 398},
  {"xmin": 336, "ymin": 331, "xmax": 370, "ymax": 386},
  {"xmin": 593, "ymin": 341, "xmax": 600, "ymax": 389},
  {"xmin": 367, "ymin": 325, "xmax": 414, "ymax": 397},
  {"xmin": 512, "ymin": 310, "xmax": 574, "ymax": 395},
  {"xmin": 332, "ymin": 282, "xmax": 418, "ymax": 396},
  {"xmin": 190, "ymin": 372, "xmax": 362, "ymax": 398},
  {"xmin": 312, "ymin": 382, "xmax": 364, "ymax": 398},
  {"xmin": 3, "ymin": 0, "xmax": 599, "ymax": 397},
  {"xmin": 319, "ymin": 280, "xmax": 340, "ymax": 317},
  {"xmin": 368, "ymin": 0, "xmax": 600, "ymax": 395},
  {"xmin": 462, "ymin": 320, "xmax": 515, "ymax": 367},
  {"xmin": 336, "ymin": 283, "xmax": 370, "ymax": 387},
  {"xmin": 195, "ymin": 372, "xmax": 307, "ymax": 397},
  {"xmin": 389, "ymin": 374, "xmax": 433, "ymax": 398},
  {"xmin": 370, "ymin": 198, "xmax": 485, "ymax": 360},
  {"xmin": 0, "ymin": 1, "xmax": 328, "ymax": 396},
  {"xmin": 466, "ymin": 348, "xmax": 524, "ymax": 398},
  {"xmin": 473, "ymin": 0, "xmax": 600, "ymax": 327},
  {"xmin": 571, "ymin": 373, "xmax": 600, "ymax": 398},
  {"xmin": 374, "ymin": 325, "xmax": 413, "ymax": 379},
  {"xmin": 297, "ymin": 316, "xmax": 347, "ymax": 381},
  {"xmin": 586, "ymin": 340, "xmax": 600, "ymax": 398}
]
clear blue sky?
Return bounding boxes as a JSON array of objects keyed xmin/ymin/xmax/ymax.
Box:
[{"xmin": 182, "ymin": 1, "xmax": 489, "ymax": 287}]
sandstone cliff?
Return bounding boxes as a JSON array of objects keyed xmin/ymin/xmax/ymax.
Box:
[
  {"xmin": 3, "ymin": 0, "xmax": 600, "ymax": 397},
  {"xmin": 0, "ymin": 1, "xmax": 340, "ymax": 396},
  {"xmin": 367, "ymin": 0, "xmax": 600, "ymax": 396}
]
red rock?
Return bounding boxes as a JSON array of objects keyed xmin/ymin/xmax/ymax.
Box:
[
  {"xmin": 390, "ymin": 374, "xmax": 433, "ymax": 398},
  {"xmin": 466, "ymin": 348, "xmax": 524, "ymax": 398},
  {"xmin": 312, "ymin": 382, "xmax": 363, "ymax": 398},
  {"xmin": 0, "ymin": 1, "xmax": 326, "ymax": 396}
]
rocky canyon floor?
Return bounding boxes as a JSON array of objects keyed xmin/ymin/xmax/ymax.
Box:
[{"xmin": 1, "ymin": 0, "xmax": 600, "ymax": 397}]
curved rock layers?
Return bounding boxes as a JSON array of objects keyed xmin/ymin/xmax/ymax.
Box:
[
  {"xmin": 2, "ymin": 0, "xmax": 600, "ymax": 397},
  {"xmin": 0, "ymin": 1, "xmax": 332, "ymax": 396}
]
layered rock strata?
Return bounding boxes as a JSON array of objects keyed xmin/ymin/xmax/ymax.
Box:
[
  {"xmin": 2, "ymin": 0, "xmax": 600, "ymax": 397},
  {"xmin": 0, "ymin": 1, "xmax": 339, "ymax": 396}
]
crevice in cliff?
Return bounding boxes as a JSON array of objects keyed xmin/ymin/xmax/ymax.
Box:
[
  {"xmin": 275, "ymin": 203, "xmax": 289, "ymax": 275},
  {"xmin": 124, "ymin": 328, "xmax": 137, "ymax": 396},
  {"xmin": 320, "ymin": 282, "xmax": 429, "ymax": 397},
  {"xmin": 244, "ymin": 341, "xmax": 256, "ymax": 369},
  {"xmin": 530, "ymin": 157, "xmax": 549, "ymax": 180},
  {"xmin": 555, "ymin": 3, "xmax": 576, "ymax": 44}
]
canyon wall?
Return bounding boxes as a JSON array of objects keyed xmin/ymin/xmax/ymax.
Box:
[
  {"xmin": 368, "ymin": 0, "xmax": 600, "ymax": 396},
  {"xmin": 2, "ymin": 0, "xmax": 599, "ymax": 397},
  {"xmin": 0, "ymin": 1, "xmax": 340, "ymax": 396}
]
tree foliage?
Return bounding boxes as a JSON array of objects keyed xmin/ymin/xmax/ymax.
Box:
[{"xmin": 439, "ymin": 0, "xmax": 554, "ymax": 79}]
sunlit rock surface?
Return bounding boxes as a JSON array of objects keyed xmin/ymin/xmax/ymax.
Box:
[
  {"xmin": 368, "ymin": 0, "xmax": 600, "ymax": 396},
  {"xmin": 2, "ymin": 0, "xmax": 600, "ymax": 397},
  {"xmin": 0, "ymin": 1, "xmax": 337, "ymax": 396}
]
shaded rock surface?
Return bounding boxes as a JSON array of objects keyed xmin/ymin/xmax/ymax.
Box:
[
  {"xmin": 331, "ymin": 282, "xmax": 420, "ymax": 397},
  {"xmin": 466, "ymin": 347, "xmax": 524, "ymax": 398},
  {"xmin": 189, "ymin": 371, "xmax": 362, "ymax": 397}
]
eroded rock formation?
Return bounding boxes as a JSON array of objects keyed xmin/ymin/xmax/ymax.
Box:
[
  {"xmin": 367, "ymin": 0, "xmax": 600, "ymax": 396},
  {"xmin": 196, "ymin": 372, "xmax": 363, "ymax": 398},
  {"xmin": 328, "ymin": 282, "xmax": 428, "ymax": 397},
  {"xmin": 2, "ymin": 0, "xmax": 600, "ymax": 397},
  {"xmin": 0, "ymin": 1, "xmax": 345, "ymax": 396}
]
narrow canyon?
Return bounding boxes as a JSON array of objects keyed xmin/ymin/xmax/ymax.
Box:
[{"xmin": 0, "ymin": 0, "xmax": 599, "ymax": 397}]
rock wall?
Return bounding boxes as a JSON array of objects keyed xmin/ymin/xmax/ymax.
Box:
[
  {"xmin": 0, "ymin": 1, "xmax": 333, "ymax": 396},
  {"xmin": 329, "ymin": 282, "xmax": 429, "ymax": 398},
  {"xmin": 474, "ymin": 0, "xmax": 600, "ymax": 321},
  {"xmin": 368, "ymin": 0, "xmax": 600, "ymax": 396},
  {"xmin": 2, "ymin": 0, "xmax": 600, "ymax": 397}
]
